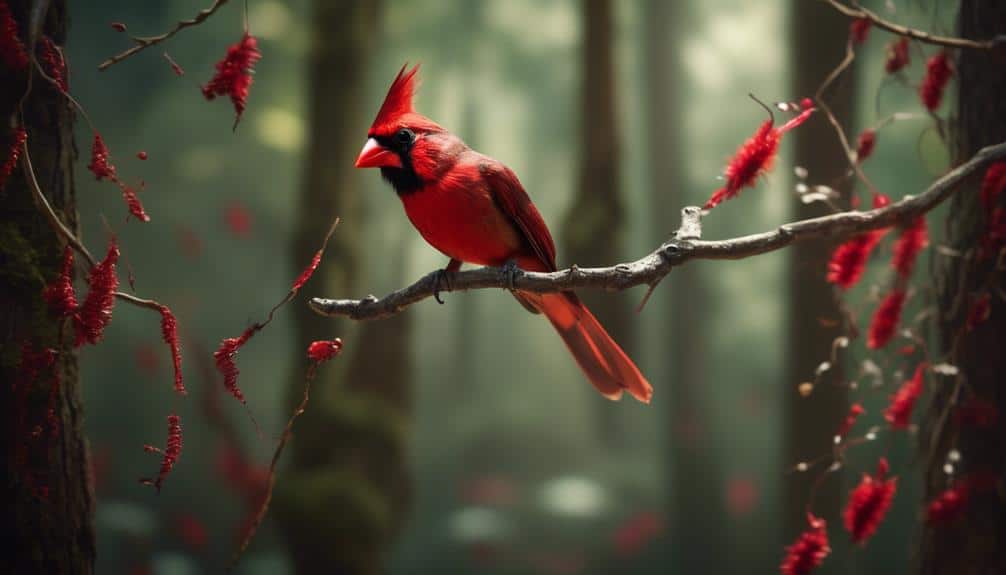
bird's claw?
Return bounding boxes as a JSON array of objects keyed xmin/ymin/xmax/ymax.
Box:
[
  {"xmin": 500, "ymin": 260, "xmax": 522, "ymax": 291},
  {"xmin": 433, "ymin": 269, "xmax": 452, "ymax": 305}
]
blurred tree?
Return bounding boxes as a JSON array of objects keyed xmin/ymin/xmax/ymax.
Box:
[
  {"xmin": 923, "ymin": 2, "xmax": 1006, "ymax": 573},
  {"xmin": 785, "ymin": 0, "xmax": 853, "ymax": 566},
  {"xmin": 562, "ymin": 0, "xmax": 632, "ymax": 446},
  {"xmin": 275, "ymin": 1, "xmax": 412, "ymax": 573},
  {"xmin": 642, "ymin": 1, "xmax": 728, "ymax": 572},
  {"xmin": 1, "ymin": 1, "xmax": 95, "ymax": 573}
]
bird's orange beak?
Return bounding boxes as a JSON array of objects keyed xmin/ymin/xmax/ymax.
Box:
[{"xmin": 355, "ymin": 138, "xmax": 402, "ymax": 168}]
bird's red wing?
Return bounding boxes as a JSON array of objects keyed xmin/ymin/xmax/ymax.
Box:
[{"xmin": 479, "ymin": 160, "xmax": 558, "ymax": 272}]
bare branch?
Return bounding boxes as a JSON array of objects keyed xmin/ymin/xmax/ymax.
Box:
[
  {"xmin": 98, "ymin": 0, "xmax": 232, "ymax": 71},
  {"xmin": 823, "ymin": 0, "xmax": 1006, "ymax": 50},
  {"xmin": 310, "ymin": 141, "xmax": 1006, "ymax": 321}
]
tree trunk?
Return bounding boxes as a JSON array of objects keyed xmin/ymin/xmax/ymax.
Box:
[
  {"xmin": 785, "ymin": 0, "xmax": 852, "ymax": 563},
  {"xmin": 922, "ymin": 3, "xmax": 1006, "ymax": 573},
  {"xmin": 563, "ymin": 0, "xmax": 631, "ymax": 446},
  {"xmin": 275, "ymin": 2, "xmax": 413, "ymax": 574},
  {"xmin": 1, "ymin": 1, "xmax": 95, "ymax": 573}
]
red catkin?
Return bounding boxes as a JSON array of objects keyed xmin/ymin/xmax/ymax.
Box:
[
  {"xmin": 980, "ymin": 161, "xmax": 1006, "ymax": 212},
  {"xmin": 292, "ymin": 250, "xmax": 323, "ymax": 293},
  {"xmin": 74, "ymin": 239, "xmax": 119, "ymax": 347},
  {"xmin": 43, "ymin": 246, "xmax": 77, "ymax": 318},
  {"xmin": 849, "ymin": 18, "xmax": 871, "ymax": 46},
  {"xmin": 780, "ymin": 514, "xmax": 830, "ymax": 575},
  {"xmin": 704, "ymin": 107, "xmax": 814, "ymax": 210},
  {"xmin": 855, "ymin": 129, "xmax": 876, "ymax": 163},
  {"xmin": 885, "ymin": 38, "xmax": 910, "ymax": 74},
  {"xmin": 143, "ymin": 413, "xmax": 182, "ymax": 493},
  {"xmin": 118, "ymin": 181, "xmax": 150, "ymax": 222},
  {"xmin": 927, "ymin": 483, "xmax": 969, "ymax": 525},
  {"xmin": 843, "ymin": 458, "xmax": 897, "ymax": 544},
  {"xmin": 1, "ymin": 125, "xmax": 26, "ymax": 190},
  {"xmin": 891, "ymin": 216, "xmax": 928, "ymax": 279},
  {"xmin": 39, "ymin": 36, "xmax": 67, "ymax": 92},
  {"xmin": 87, "ymin": 133, "xmax": 116, "ymax": 181},
  {"xmin": 837, "ymin": 403, "xmax": 865, "ymax": 438},
  {"xmin": 0, "ymin": 0, "xmax": 27, "ymax": 71},
  {"xmin": 884, "ymin": 363, "xmax": 927, "ymax": 428},
  {"xmin": 867, "ymin": 290, "xmax": 906, "ymax": 350},
  {"xmin": 307, "ymin": 338, "xmax": 343, "ymax": 364},
  {"xmin": 827, "ymin": 230, "xmax": 885, "ymax": 289},
  {"xmin": 201, "ymin": 33, "xmax": 261, "ymax": 128},
  {"xmin": 919, "ymin": 51, "xmax": 953, "ymax": 112},
  {"xmin": 214, "ymin": 327, "xmax": 256, "ymax": 404},
  {"xmin": 158, "ymin": 305, "xmax": 185, "ymax": 395}
]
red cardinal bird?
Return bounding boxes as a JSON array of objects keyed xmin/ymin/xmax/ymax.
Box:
[{"xmin": 355, "ymin": 65, "xmax": 651, "ymax": 403}]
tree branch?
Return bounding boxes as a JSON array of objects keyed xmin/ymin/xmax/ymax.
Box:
[
  {"xmin": 823, "ymin": 0, "xmax": 1006, "ymax": 50},
  {"xmin": 98, "ymin": 0, "xmax": 232, "ymax": 71},
  {"xmin": 310, "ymin": 141, "xmax": 1006, "ymax": 321}
]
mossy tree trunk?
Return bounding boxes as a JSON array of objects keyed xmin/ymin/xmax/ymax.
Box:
[
  {"xmin": 1, "ymin": 1, "xmax": 95, "ymax": 573},
  {"xmin": 922, "ymin": 3, "xmax": 1006, "ymax": 573},
  {"xmin": 276, "ymin": 1, "xmax": 412, "ymax": 574}
]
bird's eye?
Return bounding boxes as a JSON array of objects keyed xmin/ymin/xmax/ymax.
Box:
[{"xmin": 394, "ymin": 128, "xmax": 415, "ymax": 146}]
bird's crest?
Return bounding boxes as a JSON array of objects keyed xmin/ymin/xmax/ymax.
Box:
[{"xmin": 370, "ymin": 64, "xmax": 420, "ymax": 134}]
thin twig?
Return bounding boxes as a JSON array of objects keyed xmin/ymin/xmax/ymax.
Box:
[
  {"xmin": 310, "ymin": 141, "xmax": 1006, "ymax": 321},
  {"xmin": 823, "ymin": 0, "xmax": 1006, "ymax": 50},
  {"xmin": 98, "ymin": 0, "xmax": 232, "ymax": 71}
]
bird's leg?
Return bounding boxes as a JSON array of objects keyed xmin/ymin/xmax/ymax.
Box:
[
  {"xmin": 500, "ymin": 259, "xmax": 523, "ymax": 292},
  {"xmin": 433, "ymin": 258, "xmax": 462, "ymax": 305}
]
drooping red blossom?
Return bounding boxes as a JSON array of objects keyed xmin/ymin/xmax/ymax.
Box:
[
  {"xmin": 704, "ymin": 106, "xmax": 814, "ymax": 210},
  {"xmin": 955, "ymin": 399, "xmax": 999, "ymax": 428},
  {"xmin": 74, "ymin": 239, "xmax": 120, "ymax": 347},
  {"xmin": 110, "ymin": 21, "xmax": 127, "ymax": 32},
  {"xmin": 43, "ymin": 246, "xmax": 77, "ymax": 318},
  {"xmin": 0, "ymin": 0, "xmax": 27, "ymax": 70},
  {"xmin": 827, "ymin": 231, "xmax": 885, "ymax": 289},
  {"xmin": 980, "ymin": 161, "xmax": 1006, "ymax": 211},
  {"xmin": 781, "ymin": 514, "xmax": 830, "ymax": 575},
  {"xmin": 884, "ymin": 38, "xmax": 910, "ymax": 74},
  {"xmin": 837, "ymin": 403, "xmax": 865, "ymax": 438},
  {"xmin": 919, "ymin": 51, "xmax": 953, "ymax": 112},
  {"xmin": 39, "ymin": 36, "xmax": 67, "ymax": 92},
  {"xmin": 612, "ymin": 511, "xmax": 664, "ymax": 557},
  {"xmin": 867, "ymin": 290, "xmax": 906, "ymax": 349},
  {"xmin": 307, "ymin": 338, "xmax": 343, "ymax": 364},
  {"xmin": 855, "ymin": 129, "xmax": 876, "ymax": 163},
  {"xmin": 158, "ymin": 305, "xmax": 185, "ymax": 395},
  {"xmin": 884, "ymin": 363, "xmax": 927, "ymax": 428},
  {"xmin": 966, "ymin": 293, "xmax": 991, "ymax": 331},
  {"xmin": 201, "ymin": 33, "xmax": 261, "ymax": 128},
  {"xmin": 136, "ymin": 151, "xmax": 148, "ymax": 160},
  {"xmin": 844, "ymin": 458, "xmax": 897, "ymax": 544},
  {"xmin": 1, "ymin": 125, "xmax": 26, "ymax": 190},
  {"xmin": 118, "ymin": 181, "xmax": 150, "ymax": 222},
  {"xmin": 926, "ymin": 482, "xmax": 969, "ymax": 525},
  {"xmin": 224, "ymin": 200, "xmax": 253, "ymax": 238},
  {"xmin": 849, "ymin": 18, "xmax": 871, "ymax": 45},
  {"xmin": 142, "ymin": 413, "xmax": 182, "ymax": 493},
  {"xmin": 214, "ymin": 327, "xmax": 257, "ymax": 404},
  {"xmin": 891, "ymin": 216, "xmax": 928, "ymax": 278},
  {"xmin": 293, "ymin": 250, "xmax": 324, "ymax": 293},
  {"xmin": 87, "ymin": 133, "xmax": 116, "ymax": 181}
]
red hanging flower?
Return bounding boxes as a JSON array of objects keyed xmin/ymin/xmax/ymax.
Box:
[
  {"xmin": 39, "ymin": 36, "xmax": 67, "ymax": 92},
  {"xmin": 843, "ymin": 458, "xmax": 897, "ymax": 544},
  {"xmin": 292, "ymin": 250, "xmax": 323, "ymax": 293},
  {"xmin": 201, "ymin": 33, "xmax": 261, "ymax": 128},
  {"xmin": 891, "ymin": 216, "xmax": 928, "ymax": 279},
  {"xmin": 980, "ymin": 161, "xmax": 1006, "ymax": 212},
  {"xmin": 826, "ymin": 230, "xmax": 885, "ymax": 289},
  {"xmin": 1, "ymin": 125, "xmax": 26, "ymax": 190},
  {"xmin": 884, "ymin": 38, "xmax": 910, "ymax": 74},
  {"xmin": 43, "ymin": 246, "xmax": 77, "ymax": 318},
  {"xmin": 919, "ymin": 51, "xmax": 953, "ymax": 112},
  {"xmin": 884, "ymin": 363, "xmax": 927, "ymax": 428},
  {"xmin": 142, "ymin": 413, "xmax": 182, "ymax": 493},
  {"xmin": 0, "ymin": 0, "xmax": 27, "ymax": 71},
  {"xmin": 926, "ymin": 482, "xmax": 969, "ymax": 525},
  {"xmin": 307, "ymin": 338, "xmax": 343, "ymax": 364},
  {"xmin": 118, "ymin": 181, "xmax": 150, "ymax": 222},
  {"xmin": 214, "ymin": 326, "xmax": 257, "ymax": 404},
  {"xmin": 867, "ymin": 290, "xmax": 906, "ymax": 349},
  {"xmin": 849, "ymin": 18, "xmax": 871, "ymax": 46},
  {"xmin": 837, "ymin": 403, "xmax": 865, "ymax": 439},
  {"xmin": 87, "ymin": 134, "xmax": 117, "ymax": 181},
  {"xmin": 158, "ymin": 305, "xmax": 185, "ymax": 395},
  {"xmin": 74, "ymin": 239, "xmax": 120, "ymax": 347},
  {"xmin": 703, "ymin": 106, "xmax": 815, "ymax": 210},
  {"xmin": 781, "ymin": 514, "xmax": 830, "ymax": 575},
  {"xmin": 855, "ymin": 129, "xmax": 876, "ymax": 163}
]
